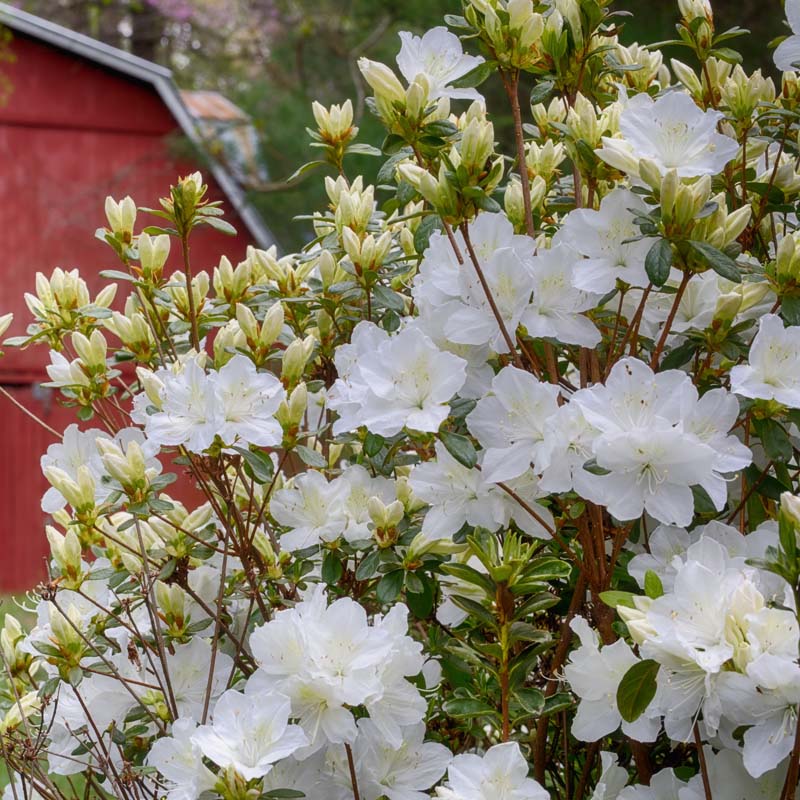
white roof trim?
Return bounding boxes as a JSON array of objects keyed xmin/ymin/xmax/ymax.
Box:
[{"xmin": 0, "ymin": 1, "xmax": 278, "ymax": 252}]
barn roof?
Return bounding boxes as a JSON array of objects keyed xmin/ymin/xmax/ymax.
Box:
[{"xmin": 0, "ymin": 1, "xmax": 278, "ymax": 251}]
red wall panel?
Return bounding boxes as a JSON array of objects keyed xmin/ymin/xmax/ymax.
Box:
[{"xmin": 0, "ymin": 32, "xmax": 259, "ymax": 591}]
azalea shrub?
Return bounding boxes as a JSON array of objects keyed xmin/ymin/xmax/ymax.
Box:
[{"xmin": 5, "ymin": 0, "xmax": 800, "ymax": 798}]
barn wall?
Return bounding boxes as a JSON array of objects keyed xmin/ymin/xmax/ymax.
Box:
[{"xmin": 0, "ymin": 33, "xmax": 258, "ymax": 592}]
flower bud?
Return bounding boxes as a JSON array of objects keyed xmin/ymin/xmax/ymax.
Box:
[
  {"xmin": 357, "ymin": 58, "xmax": 406, "ymax": 106},
  {"xmin": 138, "ymin": 232, "xmax": 170, "ymax": 280},
  {"xmin": 281, "ymin": 335, "xmax": 315, "ymax": 387},
  {"xmin": 105, "ymin": 195, "xmax": 136, "ymax": 241},
  {"xmin": 46, "ymin": 527, "xmax": 83, "ymax": 584}
]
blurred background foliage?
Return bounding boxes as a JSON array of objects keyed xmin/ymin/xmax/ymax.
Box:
[{"xmin": 9, "ymin": 0, "xmax": 791, "ymax": 250}]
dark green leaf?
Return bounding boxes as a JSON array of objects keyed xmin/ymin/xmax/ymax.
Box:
[
  {"xmin": 440, "ymin": 431, "xmax": 478, "ymax": 469},
  {"xmin": 364, "ymin": 432, "xmax": 385, "ymax": 458},
  {"xmin": 414, "ymin": 215, "xmax": 443, "ymax": 254},
  {"xmin": 233, "ymin": 447, "xmax": 275, "ymax": 483},
  {"xmin": 617, "ymin": 659, "xmax": 660, "ymax": 723},
  {"xmin": 513, "ymin": 687, "xmax": 545, "ymax": 715},
  {"xmin": 530, "ymin": 79, "xmax": 555, "ymax": 105},
  {"xmin": 782, "ymin": 295, "xmax": 800, "ymax": 326},
  {"xmin": 372, "ymin": 285, "xmax": 405, "ymax": 312},
  {"xmin": 688, "ymin": 240, "xmax": 741, "ymax": 282},
  {"xmin": 377, "ymin": 570, "xmax": 405, "ymax": 603},
  {"xmin": 442, "ymin": 697, "xmax": 498, "ymax": 719},
  {"xmin": 321, "ymin": 552, "xmax": 343, "ymax": 585},
  {"xmin": 449, "ymin": 61, "xmax": 496, "ymax": 89},
  {"xmin": 645, "ymin": 238, "xmax": 672, "ymax": 286},
  {"xmin": 355, "ymin": 550, "xmax": 381, "ymax": 581}
]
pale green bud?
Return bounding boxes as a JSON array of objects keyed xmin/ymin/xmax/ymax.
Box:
[
  {"xmin": 357, "ymin": 58, "xmax": 406, "ymax": 106},
  {"xmin": 281, "ymin": 336, "xmax": 315, "ymax": 386},
  {"xmin": 105, "ymin": 195, "xmax": 137, "ymax": 239},
  {"xmin": 46, "ymin": 526, "xmax": 83, "ymax": 582},
  {"xmin": 312, "ymin": 99, "xmax": 357, "ymax": 143},
  {"xmin": 72, "ymin": 330, "xmax": 107, "ymax": 371},
  {"xmin": 138, "ymin": 232, "xmax": 170, "ymax": 280}
]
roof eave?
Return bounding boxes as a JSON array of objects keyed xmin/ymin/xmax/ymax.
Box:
[{"xmin": 0, "ymin": 1, "xmax": 279, "ymax": 252}]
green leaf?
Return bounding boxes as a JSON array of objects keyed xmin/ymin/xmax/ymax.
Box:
[
  {"xmin": 523, "ymin": 556, "xmax": 571, "ymax": 582},
  {"xmin": 782, "ymin": 295, "xmax": 800, "ymax": 326},
  {"xmin": 414, "ymin": 214, "xmax": 442, "ymax": 254},
  {"xmin": 406, "ymin": 574, "xmax": 435, "ymax": 618},
  {"xmin": 644, "ymin": 569, "xmax": 664, "ymax": 599},
  {"xmin": 617, "ymin": 659, "xmax": 660, "ymax": 723},
  {"xmin": 541, "ymin": 692, "xmax": 574, "ymax": 716},
  {"xmin": 321, "ymin": 552, "xmax": 343, "ymax": 585},
  {"xmin": 754, "ymin": 417, "xmax": 792, "ymax": 463},
  {"xmin": 382, "ymin": 133, "xmax": 407, "ymax": 155},
  {"xmin": 645, "ymin": 238, "xmax": 672, "ymax": 286},
  {"xmin": 449, "ymin": 60, "xmax": 496, "ymax": 89},
  {"xmin": 377, "ymin": 570, "xmax": 405, "ymax": 603},
  {"xmin": 201, "ymin": 216, "xmax": 237, "ymax": 236},
  {"xmin": 442, "ymin": 697, "xmax": 498, "ymax": 719},
  {"xmin": 513, "ymin": 687, "xmax": 545, "ymax": 715},
  {"xmin": 440, "ymin": 562, "xmax": 496, "ymax": 597},
  {"xmin": 440, "ymin": 431, "xmax": 478, "ymax": 469},
  {"xmin": 688, "ymin": 240, "xmax": 741, "ymax": 282},
  {"xmin": 372, "ymin": 285, "xmax": 405, "ymax": 312},
  {"xmin": 263, "ymin": 791, "xmax": 306, "ymax": 799},
  {"xmin": 286, "ymin": 160, "xmax": 325, "ymax": 183},
  {"xmin": 424, "ymin": 120, "xmax": 459, "ymax": 138},
  {"xmin": 233, "ymin": 447, "xmax": 275, "ymax": 483},
  {"xmin": 599, "ymin": 590, "xmax": 636, "ymax": 609},
  {"xmin": 355, "ymin": 550, "xmax": 381, "ymax": 581},
  {"xmin": 363, "ymin": 432, "xmax": 385, "ymax": 458},
  {"xmin": 345, "ymin": 143, "xmax": 382, "ymax": 157},
  {"xmin": 530, "ymin": 79, "xmax": 555, "ymax": 105},
  {"xmin": 296, "ymin": 445, "xmax": 327, "ymax": 468}
]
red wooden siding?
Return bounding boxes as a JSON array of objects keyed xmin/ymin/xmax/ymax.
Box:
[{"xmin": 0, "ymin": 33, "xmax": 257, "ymax": 592}]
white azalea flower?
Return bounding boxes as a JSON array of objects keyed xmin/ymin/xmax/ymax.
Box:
[
  {"xmin": 193, "ymin": 689, "xmax": 308, "ymax": 780},
  {"xmin": 559, "ymin": 187, "xmax": 654, "ymax": 293},
  {"xmin": 396, "ymin": 26, "xmax": 484, "ymax": 101},
  {"xmin": 436, "ymin": 741, "xmax": 549, "ymax": 800},
  {"xmin": 596, "ymin": 91, "xmax": 739, "ymax": 178},
  {"xmin": 572, "ymin": 358, "xmax": 750, "ymax": 526},
  {"xmin": 270, "ymin": 471, "xmax": 349, "ymax": 551},
  {"xmin": 147, "ymin": 718, "xmax": 217, "ymax": 800},
  {"xmin": 249, "ymin": 586, "xmax": 422, "ymax": 753},
  {"xmin": 618, "ymin": 768, "xmax": 687, "ymax": 800},
  {"xmin": 565, "ymin": 617, "xmax": 660, "ymax": 743},
  {"xmin": 140, "ymin": 356, "xmax": 220, "ymax": 453},
  {"xmin": 520, "ymin": 243, "xmax": 602, "ymax": 347},
  {"xmin": 775, "ymin": 0, "xmax": 800, "ymax": 72},
  {"xmin": 408, "ymin": 441, "xmax": 553, "ymax": 541},
  {"xmin": 731, "ymin": 314, "xmax": 800, "ymax": 407},
  {"xmin": 466, "ymin": 365, "xmax": 560, "ymax": 483},
  {"xmin": 328, "ymin": 322, "xmax": 467, "ymax": 437},
  {"xmin": 214, "ymin": 353, "xmax": 285, "ymax": 447},
  {"xmin": 335, "ymin": 718, "xmax": 452, "ymax": 800},
  {"xmin": 589, "ymin": 752, "xmax": 630, "ymax": 800}
]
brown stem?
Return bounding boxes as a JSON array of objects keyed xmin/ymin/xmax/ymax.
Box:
[
  {"xmin": 460, "ymin": 223, "xmax": 525, "ymax": 369},
  {"xmin": 346, "ymin": 743, "xmax": 361, "ymax": 800},
  {"xmin": 180, "ymin": 232, "xmax": 201, "ymax": 351},
  {"xmin": 501, "ymin": 69, "xmax": 535, "ymax": 238},
  {"xmin": 650, "ymin": 271, "xmax": 692, "ymax": 370},
  {"xmin": 694, "ymin": 723, "xmax": 714, "ymax": 800}
]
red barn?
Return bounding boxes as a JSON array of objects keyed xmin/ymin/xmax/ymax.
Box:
[{"xmin": 0, "ymin": 2, "xmax": 276, "ymax": 592}]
